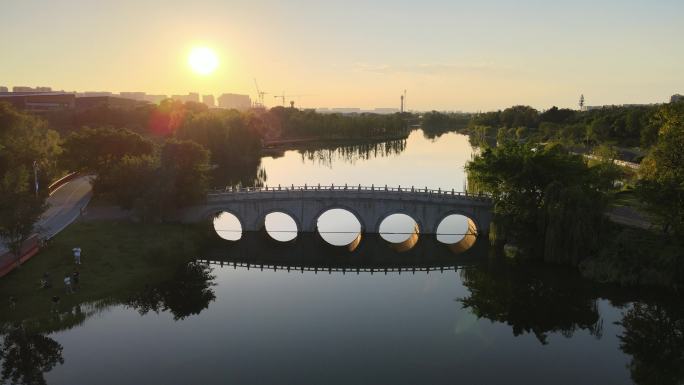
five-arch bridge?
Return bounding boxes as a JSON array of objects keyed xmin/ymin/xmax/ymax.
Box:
[{"xmin": 181, "ymin": 184, "xmax": 493, "ymax": 250}]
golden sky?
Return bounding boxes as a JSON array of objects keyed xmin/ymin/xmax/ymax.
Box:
[{"xmin": 3, "ymin": 0, "xmax": 684, "ymax": 111}]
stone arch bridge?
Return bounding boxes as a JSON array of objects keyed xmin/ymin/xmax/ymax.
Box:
[{"xmin": 180, "ymin": 184, "xmax": 493, "ymax": 250}]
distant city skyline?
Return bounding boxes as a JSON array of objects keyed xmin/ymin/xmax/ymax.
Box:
[
  {"xmin": 1, "ymin": 84, "xmax": 676, "ymax": 113},
  {"xmin": 3, "ymin": 0, "xmax": 683, "ymax": 111},
  {"xmin": 0, "ymin": 0, "xmax": 684, "ymax": 111}
]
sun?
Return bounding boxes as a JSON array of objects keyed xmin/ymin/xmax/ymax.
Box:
[{"xmin": 188, "ymin": 47, "xmax": 219, "ymax": 75}]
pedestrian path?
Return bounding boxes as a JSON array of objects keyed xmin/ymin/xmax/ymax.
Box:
[{"xmin": 0, "ymin": 175, "xmax": 93, "ymax": 274}]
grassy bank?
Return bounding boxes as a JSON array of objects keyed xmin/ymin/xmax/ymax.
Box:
[
  {"xmin": 0, "ymin": 221, "xmax": 208, "ymax": 323},
  {"xmin": 580, "ymin": 224, "xmax": 683, "ymax": 290}
]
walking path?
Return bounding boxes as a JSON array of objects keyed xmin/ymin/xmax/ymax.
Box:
[{"xmin": 0, "ymin": 175, "xmax": 93, "ymax": 273}]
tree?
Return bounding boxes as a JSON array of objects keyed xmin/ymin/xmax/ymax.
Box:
[
  {"xmin": 459, "ymin": 261, "xmax": 602, "ymax": 345},
  {"xmin": 126, "ymin": 262, "xmax": 216, "ymax": 320},
  {"xmin": 637, "ymin": 102, "xmax": 684, "ymax": 236},
  {"xmin": 0, "ymin": 168, "xmax": 47, "ymax": 263},
  {"xmin": 60, "ymin": 126, "xmax": 154, "ymax": 175},
  {"xmin": 159, "ymin": 139, "xmax": 210, "ymax": 210},
  {"xmin": 466, "ymin": 142, "xmax": 613, "ymax": 264},
  {"xmin": 0, "ymin": 325, "xmax": 64, "ymax": 385},
  {"xmin": 540, "ymin": 106, "xmax": 576, "ymax": 124},
  {"xmin": 500, "ymin": 105, "xmax": 539, "ymax": 129},
  {"xmin": 618, "ymin": 303, "xmax": 684, "ymax": 385},
  {"xmin": 0, "ymin": 103, "xmax": 57, "ymax": 261}
]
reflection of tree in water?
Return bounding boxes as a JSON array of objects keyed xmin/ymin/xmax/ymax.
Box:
[
  {"xmin": 0, "ymin": 324, "xmax": 64, "ymax": 385},
  {"xmin": 618, "ymin": 303, "xmax": 684, "ymax": 385},
  {"xmin": 459, "ymin": 262, "xmax": 603, "ymax": 344},
  {"xmin": 300, "ymin": 139, "xmax": 407, "ymax": 168},
  {"xmin": 211, "ymin": 161, "xmax": 267, "ymax": 189},
  {"xmin": 126, "ymin": 262, "xmax": 216, "ymax": 321}
]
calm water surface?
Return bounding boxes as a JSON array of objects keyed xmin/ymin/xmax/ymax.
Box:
[{"xmin": 3, "ymin": 130, "xmax": 681, "ymax": 385}]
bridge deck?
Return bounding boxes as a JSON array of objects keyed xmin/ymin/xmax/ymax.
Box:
[{"xmin": 208, "ymin": 184, "xmax": 491, "ymax": 203}]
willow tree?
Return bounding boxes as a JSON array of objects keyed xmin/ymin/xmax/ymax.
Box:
[{"xmin": 465, "ymin": 141, "xmax": 614, "ymax": 264}]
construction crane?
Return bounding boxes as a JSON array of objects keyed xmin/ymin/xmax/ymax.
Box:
[
  {"xmin": 273, "ymin": 92, "xmax": 309, "ymax": 107},
  {"xmin": 253, "ymin": 78, "xmax": 269, "ymax": 108}
]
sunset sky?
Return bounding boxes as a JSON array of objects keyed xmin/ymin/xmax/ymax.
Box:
[{"xmin": 3, "ymin": 0, "xmax": 683, "ymax": 111}]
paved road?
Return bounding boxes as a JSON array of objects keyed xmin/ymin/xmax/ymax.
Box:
[{"xmin": 0, "ymin": 175, "xmax": 93, "ymax": 256}]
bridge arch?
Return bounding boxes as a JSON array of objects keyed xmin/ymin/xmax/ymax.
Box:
[
  {"xmin": 374, "ymin": 210, "xmax": 423, "ymax": 236},
  {"xmin": 211, "ymin": 209, "xmax": 245, "ymax": 241},
  {"xmin": 309, "ymin": 205, "xmax": 366, "ymax": 234},
  {"xmin": 253, "ymin": 208, "xmax": 302, "ymax": 233},
  {"xmin": 375, "ymin": 211, "xmax": 422, "ymax": 252},
  {"xmin": 312, "ymin": 206, "xmax": 365, "ymax": 252},
  {"xmin": 434, "ymin": 211, "xmax": 480, "ymax": 254}
]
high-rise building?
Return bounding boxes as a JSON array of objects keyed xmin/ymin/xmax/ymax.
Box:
[
  {"xmin": 80, "ymin": 91, "xmax": 113, "ymax": 97},
  {"xmin": 171, "ymin": 92, "xmax": 200, "ymax": 104},
  {"xmin": 671, "ymin": 94, "xmax": 684, "ymax": 103},
  {"xmin": 119, "ymin": 92, "xmax": 146, "ymax": 101},
  {"xmin": 12, "ymin": 86, "xmax": 52, "ymax": 92},
  {"xmin": 0, "ymin": 86, "xmax": 8, "ymax": 93},
  {"xmin": 144, "ymin": 95, "xmax": 168, "ymax": 104},
  {"xmin": 217, "ymin": 93, "xmax": 251, "ymax": 110},
  {"xmin": 202, "ymin": 94, "xmax": 215, "ymax": 107}
]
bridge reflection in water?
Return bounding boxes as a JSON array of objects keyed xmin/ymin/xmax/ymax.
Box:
[{"xmin": 199, "ymin": 232, "xmax": 490, "ymax": 274}]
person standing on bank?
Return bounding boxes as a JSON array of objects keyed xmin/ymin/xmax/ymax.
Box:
[
  {"xmin": 72, "ymin": 247, "xmax": 82, "ymax": 265},
  {"xmin": 64, "ymin": 274, "xmax": 73, "ymax": 294}
]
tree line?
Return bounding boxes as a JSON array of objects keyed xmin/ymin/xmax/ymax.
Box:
[
  {"xmin": 423, "ymin": 103, "xmax": 661, "ymax": 152},
  {"xmin": 0, "ymin": 100, "xmax": 413, "ymax": 261}
]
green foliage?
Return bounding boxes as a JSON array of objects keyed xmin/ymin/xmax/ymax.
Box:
[
  {"xmin": 125, "ymin": 262, "xmax": 216, "ymax": 321},
  {"xmin": 0, "ymin": 167, "xmax": 47, "ymax": 259},
  {"xmin": 617, "ymin": 303, "xmax": 684, "ymax": 385},
  {"xmin": 0, "ymin": 103, "xmax": 57, "ymax": 259},
  {"xmin": 60, "ymin": 126, "xmax": 154, "ymax": 174},
  {"xmin": 539, "ymin": 106, "xmax": 576, "ymax": 124},
  {"xmin": 0, "ymin": 221, "xmax": 210, "ymax": 323},
  {"xmin": 637, "ymin": 102, "xmax": 684, "ymax": 236},
  {"xmin": 466, "ymin": 142, "xmax": 613, "ymax": 264},
  {"xmin": 579, "ymin": 226, "xmax": 684, "ymax": 288},
  {"xmin": 0, "ymin": 324, "xmax": 64, "ymax": 385},
  {"xmin": 103, "ymin": 155, "xmax": 158, "ymax": 210},
  {"xmin": 269, "ymin": 106, "xmax": 408, "ymax": 139},
  {"xmin": 459, "ymin": 260, "xmax": 602, "ymax": 345},
  {"xmin": 0, "ymin": 103, "xmax": 62, "ymax": 181},
  {"xmin": 158, "ymin": 139, "xmax": 210, "ymax": 210},
  {"xmin": 421, "ymin": 111, "xmax": 471, "ymax": 138},
  {"xmin": 500, "ymin": 105, "xmax": 540, "ymax": 128},
  {"xmin": 97, "ymin": 140, "xmax": 210, "ymax": 221},
  {"xmin": 176, "ymin": 108, "xmax": 262, "ymax": 167},
  {"xmin": 470, "ymin": 103, "xmax": 660, "ymax": 148}
]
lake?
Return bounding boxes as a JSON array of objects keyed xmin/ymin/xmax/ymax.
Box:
[{"xmin": 3, "ymin": 130, "xmax": 681, "ymax": 385}]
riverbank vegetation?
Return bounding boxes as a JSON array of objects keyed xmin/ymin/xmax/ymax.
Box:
[
  {"xmin": 0, "ymin": 221, "xmax": 209, "ymax": 324},
  {"xmin": 466, "ymin": 141, "xmax": 619, "ymax": 265},
  {"xmin": 465, "ymin": 100, "xmax": 684, "ymax": 290},
  {"xmin": 0, "ymin": 104, "xmax": 60, "ymax": 260}
]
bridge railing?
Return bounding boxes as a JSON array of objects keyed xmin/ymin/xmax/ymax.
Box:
[{"xmin": 207, "ymin": 184, "xmax": 492, "ymax": 201}]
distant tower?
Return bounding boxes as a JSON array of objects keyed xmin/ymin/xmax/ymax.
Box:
[
  {"xmin": 290, "ymin": 100, "xmax": 295, "ymax": 109},
  {"xmin": 579, "ymin": 94, "xmax": 585, "ymax": 111},
  {"xmin": 400, "ymin": 94, "xmax": 404, "ymax": 113}
]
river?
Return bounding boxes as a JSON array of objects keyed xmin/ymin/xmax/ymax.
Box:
[{"xmin": 2, "ymin": 130, "xmax": 682, "ymax": 385}]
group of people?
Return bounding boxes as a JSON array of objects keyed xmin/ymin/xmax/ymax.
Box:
[
  {"xmin": 50, "ymin": 247, "xmax": 84, "ymax": 311},
  {"xmin": 8, "ymin": 246, "xmax": 85, "ymax": 312}
]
